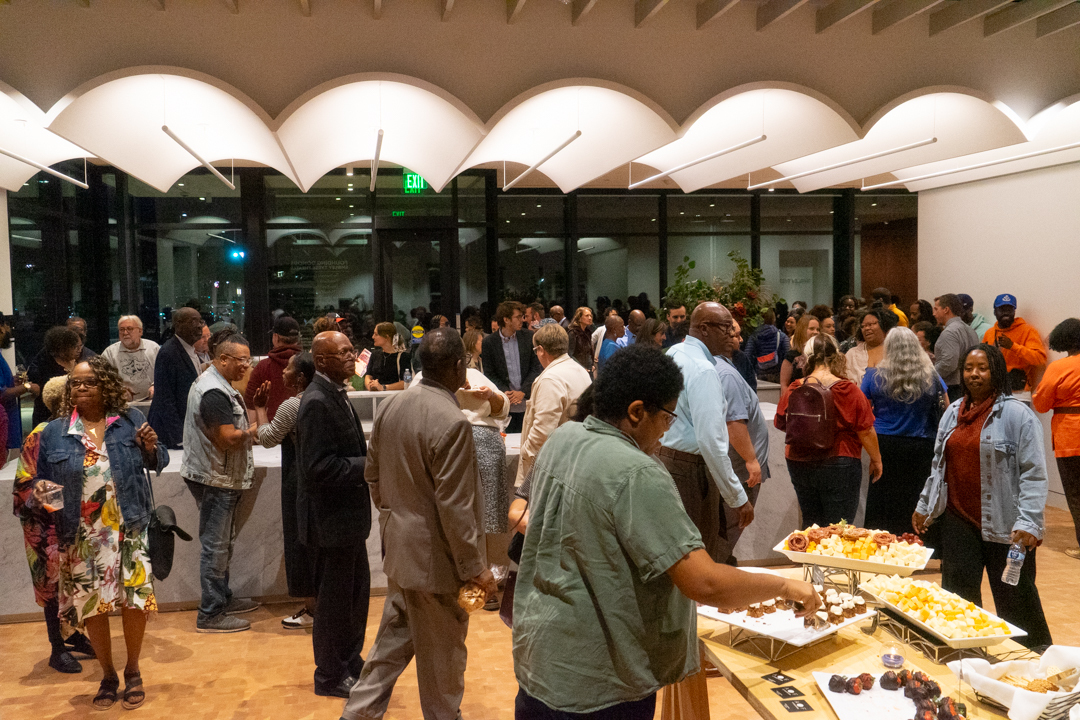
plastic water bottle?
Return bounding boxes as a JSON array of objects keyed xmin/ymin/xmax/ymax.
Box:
[
  {"xmin": 1001, "ymin": 542, "xmax": 1026, "ymax": 586},
  {"xmin": 402, "ymin": 368, "xmax": 412, "ymax": 385}
]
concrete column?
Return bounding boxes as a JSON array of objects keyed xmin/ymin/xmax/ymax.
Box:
[{"xmin": 0, "ymin": 191, "xmax": 15, "ymax": 370}]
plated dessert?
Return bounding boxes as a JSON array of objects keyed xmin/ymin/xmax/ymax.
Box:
[{"xmin": 815, "ymin": 669, "xmax": 964, "ymax": 720}]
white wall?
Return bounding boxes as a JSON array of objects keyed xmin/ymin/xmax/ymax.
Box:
[{"xmin": 919, "ymin": 161, "xmax": 1080, "ymax": 510}]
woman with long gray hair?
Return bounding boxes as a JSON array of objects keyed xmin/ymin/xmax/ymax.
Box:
[{"xmin": 861, "ymin": 326, "xmax": 946, "ymax": 535}]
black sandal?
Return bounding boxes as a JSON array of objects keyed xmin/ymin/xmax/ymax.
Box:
[
  {"xmin": 92, "ymin": 676, "xmax": 120, "ymax": 711},
  {"xmin": 122, "ymin": 671, "xmax": 145, "ymax": 710}
]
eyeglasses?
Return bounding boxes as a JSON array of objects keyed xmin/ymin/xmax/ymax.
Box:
[
  {"xmin": 699, "ymin": 320, "xmax": 733, "ymax": 333},
  {"xmin": 221, "ymin": 353, "xmax": 252, "ymax": 367},
  {"xmin": 318, "ymin": 348, "xmax": 357, "ymax": 361},
  {"xmin": 69, "ymin": 379, "xmax": 100, "ymax": 390},
  {"xmin": 653, "ymin": 406, "xmax": 679, "ymax": 428}
]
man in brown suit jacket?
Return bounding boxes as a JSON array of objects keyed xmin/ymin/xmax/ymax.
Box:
[{"xmin": 341, "ymin": 328, "xmax": 496, "ymax": 720}]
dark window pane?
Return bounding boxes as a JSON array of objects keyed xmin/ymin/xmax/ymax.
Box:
[
  {"xmin": 668, "ymin": 195, "xmax": 750, "ymax": 234},
  {"xmin": 578, "ymin": 195, "xmax": 659, "ymax": 234},
  {"xmin": 760, "ymin": 194, "xmax": 834, "ymax": 232}
]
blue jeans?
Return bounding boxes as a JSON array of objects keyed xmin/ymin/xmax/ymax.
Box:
[
  {"xmin": 787, "ymin": 456, "xmax": 862, "ymax": 528},
  {"xmin": 185, "ymin": 480, "xmax": 242, "ymax": 623}
]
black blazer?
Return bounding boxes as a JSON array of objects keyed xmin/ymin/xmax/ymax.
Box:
[
  {"xmin": 479, "ymin": 329, "xmax": 542, "ymax": 401},
  {"xmin": 295, "ymin": 373, "xmax": 370, "ymax": 548},
  {"xmin": 147, "ymin": 336, "xmax": 199, "ymax": 449}
]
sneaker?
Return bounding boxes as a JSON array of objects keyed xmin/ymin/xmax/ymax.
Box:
[
  {"xmin": 224, "ymin": 597, "xmax": 261, "ymax": 615},
  {"xmin": 196, "ymin": 614, "xmax": 251, "ymax": 633},
  {"xmin": 1066, "ymin": 548, "xmax": 1080, "ymax": 560},
  {"xmin": 282, "ymin": 608, "xmax": 314, "ymax": 629}
]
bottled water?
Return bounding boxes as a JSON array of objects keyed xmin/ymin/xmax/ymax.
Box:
[
  {"xmin": 402, "ymin": 368, "xmax": 412, "ymax": 385},
  {"xmin": 1001, "ymin": 542, "xmax": 1026, "ymax": 586}
]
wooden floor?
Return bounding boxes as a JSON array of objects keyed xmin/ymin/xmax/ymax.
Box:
[{"xmin": 2, "ymin": 505, "xmax": 1079, "ymax": 720}]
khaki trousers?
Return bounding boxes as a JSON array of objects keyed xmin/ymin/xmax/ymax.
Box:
[{"xmin": 341, "ymin": 580, "xmax": 470, "ymax": 720}]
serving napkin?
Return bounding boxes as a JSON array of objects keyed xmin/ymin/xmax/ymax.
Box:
[{"xmin": 948, "ymin": 646, "xmax": 1080, "ymax": 720}]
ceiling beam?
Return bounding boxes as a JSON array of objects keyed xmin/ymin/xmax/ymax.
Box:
[
  {"xmin": 872, "ymin": 0, "xmax": 945, "ymax": 33},
  {"xmin": 1036, "ymin": 1, "xmax": 1080, "ymax": 36},
  {"xmin": 507, "ymin": 0, "xmax": 526, "ymax": 23},
  {"xmin": 635, "ymin": 0, "xmax": 671, "ymax": 26},
  {"xmin": 299, "ymin": 0, "xmax": 310, "ymax": 15},
  {"xmin": 984, "ymin": 0, "xmax": 1075, "ymax": 36},
  {"xmin": 816, "ymin": 0, "xmax": 883, "ymax": 32},
  {"xmin": 441, "ymin": 0, "xmax": 454, "ymax": 20},
  {"xmin": 572, "ymin": 0, "xmax": 599, "ymax": 24},
  {"xmin": 929, "ymin": 0, "xmax": 1011, "ymax": 35},
  {"xmin": 757, "ymin": 0, "xmax": 812, "ymax": 30},
  {"xmin": 697, "ymin": 0, "xmax": 741, "ymax": 28}
]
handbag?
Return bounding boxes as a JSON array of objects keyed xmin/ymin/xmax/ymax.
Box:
[
  {"xmin": 144, "ymin": 469, "xmax": 192, "ymax": 580},
  {"xmin": 499, "ymin": 530, "xmax": 526, "ymax": 629}
]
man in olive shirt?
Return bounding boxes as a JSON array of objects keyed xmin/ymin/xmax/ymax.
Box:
[{"xmin": 512, "ymin": 345, "xmax": 818, "ymax": 718}]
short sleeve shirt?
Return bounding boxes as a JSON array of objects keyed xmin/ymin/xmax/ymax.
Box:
[
  {"xmin": 199, "ymin": 389, "xmax": 235, "ymax": 427},
  {"xmin": 775, "ymin": 378, "xmax": 876, "ymax": 461},
  {"xmin": 366, "ymin": 349, "xmax": 411, "ymax": 386},
  {"xmin": 513, "ymin": 417, "xmax": 704, "ymax": 713},
  {"xmin": 715, "ymin": 355, "xmax": 771, "ymax": 481}
]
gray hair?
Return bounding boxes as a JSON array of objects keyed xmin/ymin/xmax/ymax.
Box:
[
  {"xmin": 874, "ymin": 327, "xmax": 938, "ymax": 403},
  {"xmin": 118, "ymin": 315, "xmax": 143, "ymax": 330}
]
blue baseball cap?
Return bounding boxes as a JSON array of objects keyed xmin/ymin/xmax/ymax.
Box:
[{"xmin": 994, "ymin": 293, "xmax": 1017, "ymax": 309}]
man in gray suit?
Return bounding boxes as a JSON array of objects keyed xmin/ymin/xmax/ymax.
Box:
[{"xmin": 341, "ymin": 328, "xmax": 496, "ymax": 720}]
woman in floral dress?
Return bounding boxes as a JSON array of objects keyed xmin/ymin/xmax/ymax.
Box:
[
  {"xmin": 33, "ymin": 357, "xmax": 168, "ymax": 710},
  {"xmin": 12, "ymin": 375, "xmax": 96, "ymax": 673}
]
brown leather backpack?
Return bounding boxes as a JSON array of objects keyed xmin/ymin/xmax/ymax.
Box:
[{"xmin": 784, "ymin": 376, "xmax": 838, "ymax": 455}]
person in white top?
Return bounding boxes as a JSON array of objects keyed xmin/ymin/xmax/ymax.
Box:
[
  {"xmin": 516, "ymin": 323, "xmax": 593, "ymax": 486},
  {"xmin": 101, "ymin": 315, "xmax": 160, "ymax": 401},
  {"xmin": 410, "ymin": 330, "xmax": 510, "ymax": 537}
]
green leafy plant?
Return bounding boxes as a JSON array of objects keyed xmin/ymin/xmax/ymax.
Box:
[{"xmin": 663, "ymin": 251, "xmax": 781, "ymax": 334}]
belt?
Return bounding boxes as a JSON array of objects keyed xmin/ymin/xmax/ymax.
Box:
[
  {"xmin": 657, "ymin": 446, "xmax": 706, "ymax": 465},
  {"xmin": 1054, "ymin": 407, "xmax": 1080, "ymax": 415}
]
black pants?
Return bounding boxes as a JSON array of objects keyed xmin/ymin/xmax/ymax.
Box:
[
  {"xmin": 281, "ymin": 440, "xmax": 317, "ymax": 598},
  {"xmin": 507, "ymin": 412, "xmax": 524, "ymax": 434},
  {"xmin": 313, "ymin": 542, "xmax": 371, "ymax": 688},
  {"xmin": 865, "ymin": 435, "xmax": 935, "ymax": 536},
  {"xmin": 788, "ymin": 456, "xmax": 862, "ymax": 529},
  {"xmin": 1056, "ymin": 456, "xmax": 1080, "ymax": 547},
  {"xmin": 939, "ymin": 509, "xmax": 1052, "ymax": 649},
  {"xmin": 515, "ymin": 688, "xmax": 656, "ymax": 720}
]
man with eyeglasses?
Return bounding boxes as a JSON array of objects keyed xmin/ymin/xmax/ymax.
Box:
[
  {"xmin": 102, "ymin": 315, "xmax": 160, "ymax": 401},
  {"xmin": 297, "ymin": 331, "xmax": 371, "ymax": 698},
  {"xmin": 658, "ymin": 302, "xmax": 754, "ymax": 567},
  {"xmin": 181, "ymin": 331, "xmax": 265, "ymax": 634}
]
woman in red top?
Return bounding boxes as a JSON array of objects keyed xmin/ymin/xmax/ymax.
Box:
[{"xmin": 776, "ymin": 335, "xmax": 883, "ymax": 527}]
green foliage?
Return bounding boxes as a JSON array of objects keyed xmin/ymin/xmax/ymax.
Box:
[{"xmin": 663, "ymin": 251, "xmax": 781, "ymax": 335}]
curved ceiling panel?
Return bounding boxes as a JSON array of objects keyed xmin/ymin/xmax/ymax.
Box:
[
  {"xmin": 0, "ymin": 84, "xmax": 88, "ymax": 192},
  {"xmin": 463, "ymin": 82, "xmax": 677, "ymax": 192},
  {"xmin": 636, "ymin": 86, "xmax": 861, "ymax": 193},
  {"xmin": 276, "ymin": 76, "xmax": 485, "ymax": 193},
  {"xmin": 896, "ymin": 96, "xmax": 1080, "ymax": 192},
  {"xmin": 47, "ymin": 71, "xmax": 298, "ymax": 192},
  {"xmin": 773, "ymin": 91, "xmax": 1029, "ymax": 193}
]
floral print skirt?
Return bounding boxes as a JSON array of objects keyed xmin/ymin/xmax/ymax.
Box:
[{"xmin": 58, "ymin": 458, "xmax": 156, "ymax": 630}]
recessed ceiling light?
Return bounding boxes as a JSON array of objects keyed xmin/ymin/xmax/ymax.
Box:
[
  {"xmin": 709, "ymin": 204, "xmax": 715, "ymax": 207},
  {"xmin": 696, "ymin": 214, "xmax": 701, "ymax": 217},
  {"xmin": 680, "ymin": 211, "xmax": 685, "ymax": 215},
  {"xmin": 726, "ymin": 213, "xmax": 731, "ymax": 217},
  {"xmin": 199, "ymin": 197, "xmax": 205, "ymax": 201},
  {"xmin": 651, "ymin": 218, "xmax": 656, "ymax": 222},
  {"xmin": 178, "ymin": 183, "xmax": 185, "ymax": 187},
  {"xmin": 521, "ymin": 212, "xmax": 526, "ymax": 216},
  {"xmin": 506, "ymin": 220, "xmax": 510, "ymax": 223},
  {"xmin": 536, "ymin": 204, "xmax": 541, "ymax": 208},
  {"xmin": 768, "ymin": 188, "xmax": 775, "ymax": 192},
  {"xmin": 181, "ymin": 213, "xmax": 187, "ymax": 217},
  {"xmin": 336, "ymin": 198, "xmax": 341, "ymax": 201},
  {"xmin": 871, "ymin": 202, "xmax": 877, "ymax": 206},
  {"xmin": 830, "ymin": 211, "xmax": 834, "ymax": 214},
  {"xmin": 349, "ymin": 205, "xmax": 354, "ymax": 208}
]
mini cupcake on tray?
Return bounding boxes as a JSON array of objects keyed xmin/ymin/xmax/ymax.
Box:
[
  {"xmin": 747, "ymin": 603, "xmax": 764, "ymax": 618},
  {"xmin": 829, "ymin": 606, "xmax": 844, "ymax": 624},
  {"xmin": 762, "ymin": 599, "xmax": 777, "ymax": 614},
  {"xmin": 842, "ymin": 601, "xmax": 856, "ymax": 619},
  {"xmin": 853, "ymin": 596, "xmax": 867, "ymax": 615}
]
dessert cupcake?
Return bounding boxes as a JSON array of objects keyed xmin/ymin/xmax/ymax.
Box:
[
  {"xmin": 762, "ymin": 599, "xmax": 777, "ymax": 614},
  {"xmin": 774, "ymin": 598, "xmax": 790, "ymax": 611},
  {"xmin": 853, "ymin": 597, "xmax": 867, "ymax": 614},
  {"xmin": 839, "ymin": 592, "xmax": 854, "ymax": 604},
  {"xmin": 747, "ymin": 603, "xmax": 764, "ymax": 618},
  {"xmin": 829, "ymin": 606, "xmax": 844, "ymax": 624},
  {"xmin": 843, "ymin": 601, "xmax": 856, "ymax": 618}
]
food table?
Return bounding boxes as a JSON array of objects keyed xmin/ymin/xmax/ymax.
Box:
[{"xmin": 698, "ymin": 611, "xmax": 1030, "ymax": 720}]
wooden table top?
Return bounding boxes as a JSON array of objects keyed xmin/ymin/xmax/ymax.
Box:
[{"xmin": 698, "ymin": 613, "xmax": 1032, "ymax": 720}]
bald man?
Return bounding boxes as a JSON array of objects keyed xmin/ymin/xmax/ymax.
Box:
[
  {"xmin": 658, "ymin": 302, "xmax": 754, "ymax": 566},
  {"xmin": 597, "ymin": 314, "xmax": 625, "ymax": 371},
  {"xmin": 619, "ymin": 309, "xmax": 646, "ymax": 347},
  {"xmin": 297, "ymin": 331, "xmax": 371, "ymax": 697},
  {"xmin": 148, "ymin": 307, "xmax": 206, "ymax": 448}
]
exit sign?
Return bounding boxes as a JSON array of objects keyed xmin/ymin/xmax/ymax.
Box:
[
  {"xmin": 392, "ymin": 211, "xmax": 405, "ymax": 217},
  {"xmin": 403, "ymin": 172, "xmax": 427, "ymax": 194}
]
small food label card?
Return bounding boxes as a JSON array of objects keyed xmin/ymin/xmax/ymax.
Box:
[
  {"xmin": 762, "ymin": 672, "xmax": 796, "ymax": 685},
  {"xmin": 771, "ymin": 686, "xmax": 804, "ymax": 698},
  {"xmin": 780, "ymin": 699, "xmax": 814, "ymax": 713}
]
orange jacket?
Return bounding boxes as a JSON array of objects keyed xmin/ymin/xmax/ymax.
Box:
[
  {"xmin": 1032, "ymin": 354, "xmax": 1080, "ymax": 457},
  {"xmin": 983, "ymin": 317, "xmax": 1046, "ymax": 389}
]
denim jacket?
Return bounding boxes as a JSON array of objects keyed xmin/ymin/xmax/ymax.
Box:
[
  {"xmin": 37, "ymin": 408, "xmax": 169, "ymax": 545},
  {"xmin": 916, "ymin": 394, "xmax": 1047, "ymax": 543},
  {"xmin": 180, "ymin": 365, "xmax": 254, "ymax": 490}
]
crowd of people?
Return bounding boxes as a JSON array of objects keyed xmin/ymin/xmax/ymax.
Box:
[{"xmin": 4, "ymin": 280, "xmax": 1077, "ymax": 718}]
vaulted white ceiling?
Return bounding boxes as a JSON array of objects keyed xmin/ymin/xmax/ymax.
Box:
[{"xmin": 0, "ymin": 68, "xmax": 1078, "ymax": 198}]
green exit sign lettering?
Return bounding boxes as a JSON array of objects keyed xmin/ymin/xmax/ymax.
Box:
[
  {"xmin": 403, "ymin": 172, "xmax": 427, "ymax": 194},
  {"xmin": 392, "ymin": 211, "xmax": 405, "ymax": 217}
]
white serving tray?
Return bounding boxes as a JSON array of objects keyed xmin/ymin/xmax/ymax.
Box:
[
  {"xmin": 860, "ymin": 584, "xmax": 1027, "ymax": 649},
  {"xmin": 697, "ymin": 604, "xmax": 876, "ymax": 648},
  {"xmin": 772, "ymin": 538, "xmax": 934, "ymax": 576},
  {"xmin": 812, "ymin": 671, "xmax": 924, "ymax": 720}
]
